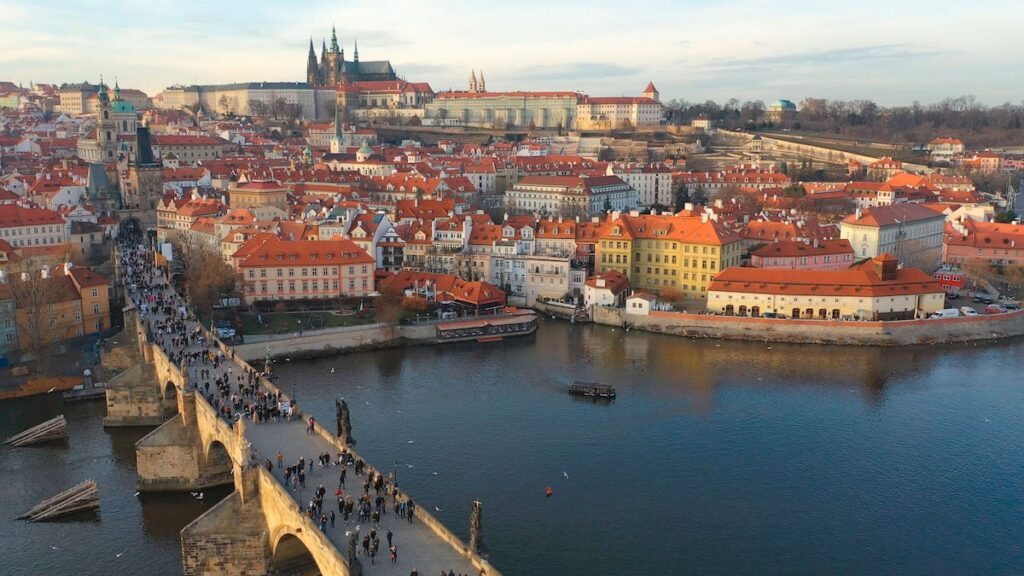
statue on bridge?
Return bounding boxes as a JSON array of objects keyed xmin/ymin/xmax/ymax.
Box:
[
  {"xmin": 470, "ymin": 499, "xmax": 487, "ymax": 556},
  {"xmin": 347, "ymin": 527, "xmax": 359, "ymax": 562},
  {"xmin": 336, "ymin": 399, "xmax": 355, "ymax": 445}
]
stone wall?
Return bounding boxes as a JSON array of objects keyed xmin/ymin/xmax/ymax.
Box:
[
  {"xmin": 232, "ymin": 323, "xmax": 399, "ymax": 362},
  {"xmin": 103, "ymin": 363, "xmax": 168, "ymax": 427},
  {"xmin": 604, "ymin": 307, "xmax": 1024, "ymax": 346},
  {"xmin": 180, "ymin": 492, "xmax": 271, "ymax": 576}
]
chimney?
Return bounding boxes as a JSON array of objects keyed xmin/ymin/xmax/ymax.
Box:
[
  {"xmin": 855, "ymin": 208, "xmax": 862, "ymax": 220},
  {"xmin": 813, "ymin": 238, "xmax": 819, "ymax": 248},
  {"xmin": 684, "ymin": 202, "xmax": 694, "ymax": 212},
  {"xmin": 701, "ymin": 212, "xmax": 709, "ymax": 223}
]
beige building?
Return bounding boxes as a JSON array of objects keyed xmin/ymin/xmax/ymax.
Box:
[
  {"xmin": 576, "ymin": 83, "xmax": 662, "ymax": 130},
  {"xmin": 150, "ymin": 135, "xmax": 231, "ymax": 163},
  {"xmin": 229, "ymin": 181, "xmax": 289, "ymax": 211},
  {"xmin": 708, "ymin": 254, "xmax": 944, "ymax": 321}
]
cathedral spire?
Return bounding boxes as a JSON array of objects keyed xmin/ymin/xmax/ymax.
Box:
[
  {"xmin": 353, "ymin": 39, "xmax": 359, "ymax": 62},
  {"xmin": 330, "ymin": 26, "xmax": 340, "ymax": 53}
]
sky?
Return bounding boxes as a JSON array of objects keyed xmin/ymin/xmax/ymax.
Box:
[{"xmin": 2, "ymin": 0, "xmax": 1023, "ymax": 106}]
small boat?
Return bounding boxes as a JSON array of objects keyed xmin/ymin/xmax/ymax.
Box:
[
  {"xmin": 568, "ymin": 381, "xmax": 616, "ymax": 399},
  {"xmin": 62, "ymin": 382, "xmax": 106, "ymax": 402}
]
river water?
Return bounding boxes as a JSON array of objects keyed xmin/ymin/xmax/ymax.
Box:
[{"xmin": 2, "ymin": 318, "xmax": 1022, "ymax": 575}]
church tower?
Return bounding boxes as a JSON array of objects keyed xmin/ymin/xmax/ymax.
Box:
[
  {"xmin": 307, "ymin": 38, "xmax": 319, "ymax": 84},
  {"xmin": 95, "ymin": 78, "xmax": 117, "ymax": 163},
  {"xmin": 469, "ymin": 70, "xmax": 477, "ymax": 93},
  {"xmin": 478, "ymin": 70, "xmax": 485, "ymax": 92}
]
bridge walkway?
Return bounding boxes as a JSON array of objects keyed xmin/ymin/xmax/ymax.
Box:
[{"xmin": 130, "ymin": 259, "xmax": 477, "ymax": 576}]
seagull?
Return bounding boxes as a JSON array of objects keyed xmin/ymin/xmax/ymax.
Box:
[
  {"xmin": 134, "ymin": 491, "xmax": 140, "ymax": 496},
  {"xmin": 49, "ymin": 546, "xmax": 59, "ymax": 551},
  {"xmin": 46, "ymin": 387, "xmax": 56, "ymax": 393},
  {"xmin": 405, "ymin": 464, "xmax": 415, "ymax": 468},
  {"xmin": 330, "ymin": 367, "xmax": 335, "ymax": 373},
  {"xmin": 563, "ymin": 471, "xmax": 569, "ymax": 479},
  {"xmin": 434, "ymin": 505, "xmax": 443, "ymax": 512},
  {"xmin": 432, "ymin": 472, "xmax": 439, "ymax": 475},
  {"xmin": 115, "ymin": 551, "xmax": 126, "ymax": 558},
  {"xmin": 406, "ymin": 440, "xmax": 414, "ymax": 444},
  {"xmin": 196, "ymin": 492, "xmax": 204, "ymax": 500}
]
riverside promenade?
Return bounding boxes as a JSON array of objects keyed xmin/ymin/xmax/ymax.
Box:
[{"xmin": 122, "ymin": 240, "xmax": 486, "ymax": 576}]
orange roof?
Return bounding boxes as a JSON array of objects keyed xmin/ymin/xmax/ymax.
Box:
[
  {"xmin": 585, "ymin": 270, "xmax": 630, "ymax": 294},
  {"xmin": 751, "ymin": 239, "xmax": 853, "ymax": 259},
  {"xmin": 842, "ymin": 204, "xmax": 944, "ymax": 227},
  {"xmin": 383, "ymin": 270, "xmax": 506, "ymax": 306},
  {"xmin": 237, "ymin": 236, "xmax": 374, "ymax": 268},
  {"xmin": 710, "ymin": 255, "xmax": 942, "ymax": 297},
  {"xmin": 598, "ymin": 213, "xmax": 741, "ymax": 246},
  {"xmin": 0, "ymin": 204, "xmax": 65, "ymax": 227}
]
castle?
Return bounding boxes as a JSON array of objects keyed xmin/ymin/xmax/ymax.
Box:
[{"xmin": 306, "ymin": 27, "xmax": 398, "ymax": 86}]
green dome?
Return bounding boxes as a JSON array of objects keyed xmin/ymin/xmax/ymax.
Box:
[{"xmin": 112, "ymin": 99, "xmax": 135, "ymax": 114}]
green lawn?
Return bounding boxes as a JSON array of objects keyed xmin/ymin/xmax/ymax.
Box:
[{"xmin": 238, "ymin": 310, "xmax": 375, "ymax": 335}]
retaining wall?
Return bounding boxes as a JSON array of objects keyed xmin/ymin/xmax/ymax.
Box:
[{"xmin": 596, "ymin": 307, "xmax": 1024, "ymax": 346}]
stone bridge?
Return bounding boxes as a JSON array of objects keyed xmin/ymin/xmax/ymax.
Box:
[{"xmin": 106, "ymin": 305, "xmax": 497, "ymax": 576}]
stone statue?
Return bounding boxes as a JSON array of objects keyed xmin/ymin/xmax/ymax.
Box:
[
  {"xmin": 469, "ymin": 499, "xmax": 487, "ymax": 556},
  {"xmin": 337, "ymin": 399, "xmax": 354, "ymax": 445}
]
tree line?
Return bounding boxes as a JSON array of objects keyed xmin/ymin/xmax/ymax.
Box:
[{"xmin": 664, "ymin": 96, "xmax": 1024, "ymax": 147}]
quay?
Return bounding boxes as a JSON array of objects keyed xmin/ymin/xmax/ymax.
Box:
[{"xmin": 106, "ymin": 242, "xmax": 497, "ymax": 576}]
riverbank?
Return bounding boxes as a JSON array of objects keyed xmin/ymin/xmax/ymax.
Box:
[
  {"xmin": 0, "ymin": 375, "xmax": 82, "ymax": 401},
  {"xmin": 231, "ymin": 314, "xmax": 537, "ymax": 362},
  {"xmin": 590, "ymin": 306, "xmax": 1024, "ymax": 346}
]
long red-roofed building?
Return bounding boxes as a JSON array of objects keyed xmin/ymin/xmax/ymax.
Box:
[
  {"xmin": 236, "ymin": 236, "xmax": 375, "ymax": 303},
  {"xmin": 708, "ymin": 254, "xmax": 944, "ymax": 320}
]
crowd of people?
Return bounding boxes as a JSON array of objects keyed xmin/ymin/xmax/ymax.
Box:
[{"xmin": 118, "ymin": 232, "xmax": 484, "ymax": 576}]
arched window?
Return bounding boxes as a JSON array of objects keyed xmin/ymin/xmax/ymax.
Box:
[
  {"xmin": 792, "ymin": 308, "xmax": 801, "ymax": 318},
  {"xmin": 103, "ymin": 110, "xmax": 109, "ymax": 120},
  {"xmin": 724, "ymin": 304, "xmax": 734, "ymax": 316}
]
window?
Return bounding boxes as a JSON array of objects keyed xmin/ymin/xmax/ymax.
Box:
[
  {"xmin": 92, "ymin": 303, "xmax": 100, "ymax": 314},
  {"xmin": 91, "ymin": 288, "xmax": 99, "ymax": 297}
]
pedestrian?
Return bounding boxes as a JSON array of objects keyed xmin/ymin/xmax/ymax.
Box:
[
  {"xmin": 387, "ymin": 528, "xmax": 393, "ymax": 547},
  {"xmin": 330, "ymin": 510, "xmax": 335, "ymax": 527}
]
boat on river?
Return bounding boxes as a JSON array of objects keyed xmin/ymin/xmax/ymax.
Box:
[{"xmin": 568, "ymin": 381, "xmax": 616, "ymax": 399}]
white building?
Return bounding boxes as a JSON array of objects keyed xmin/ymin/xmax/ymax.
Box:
[
  {"xmin": 609, "ymin": 163, "xmax": 674, "ymax": 207},
  {"xmin": 507, "ymin": 175, "xmax": 638, "ymax": 216},
  {"xmin": 839, "ymin": 204, "xmax": 946, "ymax": 272}
]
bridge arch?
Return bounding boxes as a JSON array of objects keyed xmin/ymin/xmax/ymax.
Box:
[
  {"xmin": 163, "ymin": 381, "xmax": 179, "ymax": 416},
  {"xmin": 203, "ymin": 439, "xmax": 235, "ymax": 485},
  {"xmin": 271, "ymin": 529, "xmax": 328, "ymax": 576},
  {"xmin": 119, "ymin": 216, "xmax": 143, "ymax": 238}
]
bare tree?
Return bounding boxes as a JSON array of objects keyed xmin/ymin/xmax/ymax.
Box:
[{"xmin": 9, "ymin": 263, "xmax": 63, "ymax": 368}]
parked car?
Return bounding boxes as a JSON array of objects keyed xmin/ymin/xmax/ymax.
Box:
[
  {"xmin": 215, "ymin": 326, "xmax": 236, "ymax": 339},
  {"xmin": 1002, "ymin": 303, "xmax": 1020, "ymax": 311},
  {"xmin": 946, "ymin": 292, "xmax": 960, "ymax": 300},
  {"xmin": 959, "ymin": 306, "xmax": 979, "ymax": 317},
  {"xmin": 929, "ymin": 308, "xmax": 961, "ymax": 319},
  {"xmin": 985, "ymin": 304, "xmax": 1008, "ymax": 314}
]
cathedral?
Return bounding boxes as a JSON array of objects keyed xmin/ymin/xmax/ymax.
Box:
[{"xmin": 306, "ymin": 27, "xmax": 398, "ymax": 86}]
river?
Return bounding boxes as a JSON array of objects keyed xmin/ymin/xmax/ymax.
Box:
[{"xmin": 1, "ymin": 317, "xmax": 1022, "ymax": 575}]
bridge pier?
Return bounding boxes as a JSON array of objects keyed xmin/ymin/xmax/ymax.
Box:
[
  {"xmin": 104, "ymin": 307, "xmax": 172, "ymax": 427},
  {"xmin": 181, "ymin": 490, "xmax": 272, "ymax": 576},
  {"xmin": 135, "ymin": 409, "xmax": 235, "ymax": 492}
]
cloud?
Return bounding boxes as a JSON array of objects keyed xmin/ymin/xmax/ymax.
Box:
[
  {"xmin": 509, "ymin": 62, "xmax": 641, "ymax": 82},
  {"xmin": 395, "ymin": 63, "xmax": 453, "ymax": 75},
  {"xmin": 709, "ymin": 44, "xmax": 947, "ymax": 69}
]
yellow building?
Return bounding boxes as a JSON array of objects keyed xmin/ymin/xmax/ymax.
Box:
[
  {"xmin": 12, "ymin": 265, "xmax": 111, "ymax": 350},
  {"xmin": 707, "ymin": 254, "xmax": 944, "ymax": 321},
  {"xmin": 594, "ymin": 212, "xmax": 744, "ymax": 299}
]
